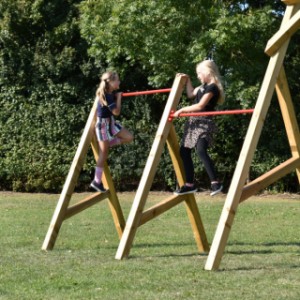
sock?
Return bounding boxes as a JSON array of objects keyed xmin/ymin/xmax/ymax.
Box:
[
  {"xmin": 109, "ymin": 137, "xmax": 121, "ymax": 148},
  {"xmin": 94, "ymin": 167, "xmax": 103, "ymax": 183}
]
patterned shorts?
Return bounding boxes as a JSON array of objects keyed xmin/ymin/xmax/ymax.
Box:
[
  {"xmin": 181, "ymin": 116, "xmax": 217, "ymax": 149},
  {"xmin": 95, "ymin": 116, "xmax": 122, "ymax": 142}
]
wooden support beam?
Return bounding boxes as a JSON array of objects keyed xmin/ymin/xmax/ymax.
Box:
[
  {"xmin": 276, "ymin": 67, "xmax": 300, "ymax": 182},
  {"xmin": 64, "ymin": 191, "xmax": 109, "ymax": 220},
  {"xmin": 282, "ymin": 0, "xmax": 300, "ymax": 5},
  {"xmin": 166, "ymin": 124, "xmax": 209, "ymax": 252},
  {"xmin": 265, "ymin": 8, "xmax": 300, "ymax": 56},
  {"xmin": 90, "ymin": 135, "xmax": 125, "ymax": 238},
  {"xmin": 139, "ymin": 195, "xmax": 185, "ymax": 226},
  {"xmin": 42, "ymin": 98, "xmax": 98, "ymax": 251},
  {"xmin": 115, "ymin": 75, "xmax": 187, "ymax": 260},
  {"xmin": 166, "ymin": 125, "xmax": 186, "ymax": 186},
  {"xmin": 205, "ymin": 4, "xmax": 297, "ymax": 271},
  {"xmin": 240, "ymin": 157, "xmax": 300, "ymax": 203},
  {"xmin": 184, "ymin": 195, "xmax": 210, "ymax": 252}
]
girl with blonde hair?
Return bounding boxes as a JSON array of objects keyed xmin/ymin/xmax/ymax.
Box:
[
  {"xmin": 173, "ymin": 60, "xmax": 224, "ymax": 196},
  {"xmin": 90, "ymin": 71, "xmax": 133, "ymax": 192}
]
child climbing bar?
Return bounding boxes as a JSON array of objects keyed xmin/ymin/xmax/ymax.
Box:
[
  {"xmin": 173, "ymin": 60, "xmax": 224, "ymax": 196},
  {"xmin": 91, "ymin": 71, "xmax": 133, "ymax": 192}
]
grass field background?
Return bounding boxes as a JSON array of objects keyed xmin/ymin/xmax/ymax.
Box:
[{"xmin": 0, "ymin": 191, "xmax": 299, "ymax": 299}]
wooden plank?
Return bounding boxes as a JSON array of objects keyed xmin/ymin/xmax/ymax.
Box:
[
  {"xmin": 115, "ymin": 75, "xmax": 186, "ymax": 260},
  {"xmin": 166, "ymin": 124, "xmax": 209, "ymax": 252},
  {"xmin": 184, "ymin": 195, "xmax": 210, "ymax": 252},
  {"xmin": 282, "ymin": 0, "xmax": 300, "ymax": 5},
  {"xmin": 265, "ymin": 8, "xmax": 300, "ymax": 56},
  {"xmin": 90, "ymin": 135, "xmax": 125, "ymax": 238},
  {"xmin": 42, "ymin": 97, "xmax": 98, "ymax": 250},
  {"xmin": 139, "ymin": 194, "xmax": 185, "ymax": 226},
  {"xmin": 64, "ymin": 191, "xmax": 109, "ymax": 220},
  {"xmin": 205, "ymin": 5, "xmax": 297, "ymax": 270},
  {"xmin": 240, "ymin": 157, "xmax": 300, "ymax": 202},
  {"xmin": 276, "ymin": 67, "xmax": 300, "ymax": 181},
  {"xmin": 166, "ymin": 124, "xmax": 186, "ymax": 185}
]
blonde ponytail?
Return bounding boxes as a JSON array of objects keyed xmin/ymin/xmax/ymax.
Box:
[{"xmin": 96, "ymin": 71, "xmax": 118, "ymax": 106}]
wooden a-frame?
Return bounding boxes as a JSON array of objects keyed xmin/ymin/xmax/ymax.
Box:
[
  {"xmin": 205, "ymin": 1, "xmax": 300, "ymax": 270},
  {"xmin": 42, "ymin": 97, "xmax": 125, "ymax": 250},
  {"xmin": 115, "ymin": 75, "xmax": 210, "ymax": 260}
]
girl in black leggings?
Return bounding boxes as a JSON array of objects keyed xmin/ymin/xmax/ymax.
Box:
[{"xmin": 173, "ymin": 60, "xmax": 224, "ymax": 196}]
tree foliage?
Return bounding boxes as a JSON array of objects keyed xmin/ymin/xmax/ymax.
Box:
[
  {"xmin": 0, "ymin": 0, "xmax": 99, "ymax": 191},
  {"xmin": 1, "ymin": 0, "xmax": 300, "ymax": 192}
]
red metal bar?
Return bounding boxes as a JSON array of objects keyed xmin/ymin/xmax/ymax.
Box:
[
  {"xmin": 122, "ymin": 88, "xmax": 171, "ymax": 97},
  {"xmin": 168, "ymin": 109, "xmax": 254, "ymax": 121}
]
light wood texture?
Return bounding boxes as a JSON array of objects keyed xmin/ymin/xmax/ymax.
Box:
[
  {"xmin": 240, "ymin": 157, "xmax": 300, "ymax": 202},
  {"xmin": 184, "ymin": 194, "xmax": 210, "ymax": 252},
  {"xmin": 64, "ymin": 191, "xmax": 109, "ymax": 220},
  {"xmin": 239, "ymin": 66, "xmax": 300, "ymax": 203},
  {"xmin": 90, "ymin": 135, "xmax": 125, "ymax": 238},
  {"xmin": 115, "ymin": 75, "xmax": 209, "ymax": 259},
  {"xmin": 42, "ymin": 97, "xmax": 125, "ymax": 250},
  {"xmin": 265, "ymin": 8, "xmax": 300, "ymax": 56},
  {"xmin": 139, "ymin": 194, "xmax": 185, "ymax": 226},
  {"xmin": 167, "ymin": 124, "xmax": 209, "ymax": 252},
  {"xmin": 166, "ymin": 124, "xmax": 186, "ymax": 186},
  {"xmin": 115, "ymin": 75, "xmax": 187, "ymax": 259},
  {"xmin": 275, "ymin": 67, "xmax": 300, "ymax": 181},
  {"xmin": 282, "ymin": 0, "xmax": 300, "ymax": 5},
  {"xmin": 205, "ymin": 4, "xmax": 299, "ymax": 270},
  {"xmin": 42, "ymin": 98, "xmax": 98, "ymax": 250}
]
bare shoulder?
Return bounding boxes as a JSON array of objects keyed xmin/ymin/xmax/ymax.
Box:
[{"xmin": 193, "ymin": 86, "xmax": 201, "ymax": 96}]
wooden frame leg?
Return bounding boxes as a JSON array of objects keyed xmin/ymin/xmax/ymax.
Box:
[
  {"xmin": 167, "ymin": 124, "xmax": 209, "ymax": 252},
  {"xmin": 204, "ymin": 5, "xmax": 297, "ymax": 270}
]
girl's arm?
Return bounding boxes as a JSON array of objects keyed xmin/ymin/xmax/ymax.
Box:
[
  {"xmin": 186, "ymin": 76, "xmax": 197, "ymax": 99},
  {"xmin": 111, "ymin": 92, "xmax": 122, "ymax": 116},
  {"xmin": 177, "ymin": 73, "xmax": 196, "ymax": 98},
  {"xmin": 173, "ymin": 92, "xmax": 213, "ymax": 117}
]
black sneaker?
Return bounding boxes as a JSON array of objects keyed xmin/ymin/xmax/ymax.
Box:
[
  {"xmin": 210, "ymin": 182, "xmax": 223, "ymax": 196},
  {"xmin": 90, "ymin": 180, "xmax": 107, "ymax": 193},
  {"xmin": 174, "ymin": 185, "xmax": 197, "ymax": 195}
]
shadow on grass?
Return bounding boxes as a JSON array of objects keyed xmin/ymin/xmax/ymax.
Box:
[
  {"xmin": 226, "ymin": 241, "xmax": 300, "ymax": 255},
  {"xmin": 129, "ymin": 252, "xmax": 207, "ymax": 259},
  {"xmin": 218, "ymin": 262, "xmax": 300, "ymax": 272},
  {"xmin": 228, "ymin": 241, "xmax": 300, "ymax": 247}
]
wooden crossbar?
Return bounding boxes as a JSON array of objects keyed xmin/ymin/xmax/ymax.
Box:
[
  {"xmin": 115, "ymin": 75, "xmax": 209, "ymax": 260},
  {"xmin": 205, "ymin": 4, "xmax": 300, "ymax": 271},
  {"xmin": 265, "ymin": 8, "xmax": 300, "ymax": 56},
  {"xmin": 139, "ymin": 195, "xmax": 185, "ymax": 226},
  {"xmin": 240, "ymin": 156, "xmax": 300, "ymax": 203},
  {"xmin": 42, "ymin": 97, "xmax": 125, "ymax": 250},
  {"xmin": 64, "ymin": 191, "xmax": 110, "ymax": 220},
  {"xmin": 282, "ymin": 0, "xmax": 300, "ymax": 5}
]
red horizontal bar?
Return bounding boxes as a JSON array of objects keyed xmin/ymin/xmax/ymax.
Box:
[
  {"xmin": 169, "ymin": 109, "xmax": 254, "ymax": 121},
  {"xmin": 122, "ymin": 88, "xmax": 171, "ymax": 97}
]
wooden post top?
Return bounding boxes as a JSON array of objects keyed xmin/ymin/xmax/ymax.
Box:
[{"xmin": 282, "ymin": 0, "xmax": 300, "ymax": 5}]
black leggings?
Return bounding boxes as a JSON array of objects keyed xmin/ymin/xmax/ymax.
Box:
[{"xmin": 180, "ymin": 138, "xmax": 217, "ymax": 183}]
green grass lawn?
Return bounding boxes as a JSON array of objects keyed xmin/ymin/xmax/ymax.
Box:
[{"xmin": 0, "ymin": 191, "xmax": 299, "ymax": 299}]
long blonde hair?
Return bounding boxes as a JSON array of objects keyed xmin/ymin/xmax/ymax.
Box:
[
  {"xmin": 196, "ymin": 60, "xmax": 225, "ymax": 104},
  {"xmin": 96, "ymin": 71, "xmax": 119, "ymax": 106}
]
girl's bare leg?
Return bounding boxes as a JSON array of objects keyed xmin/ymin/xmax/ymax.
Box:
[
  {"xmin": 116, "ymin": 128, "xmax": 133, "ymax": 144},
  {"xmin": 90, "ymin": 140, "xmax": 110, "ymax": 192},
  {"xmin": 97, "ymin": 140, "xmax": 110, "ymax": 167}
]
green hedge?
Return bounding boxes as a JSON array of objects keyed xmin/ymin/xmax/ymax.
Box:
[{"xmin": 1, "ymin": 0, "xmax": 300, "ymax": 193}]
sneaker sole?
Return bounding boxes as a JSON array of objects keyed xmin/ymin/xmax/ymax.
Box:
[
  {"xmin": 210, "ymin": 186, "xmax": 223, "ymax": 196},
  {"xmin": 90, "ymin": 183, "xmax": 107, "ymax": 193},
  {"xmin": 173, "ymin": 189, "xmax": 197, "ymax": 195}
]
